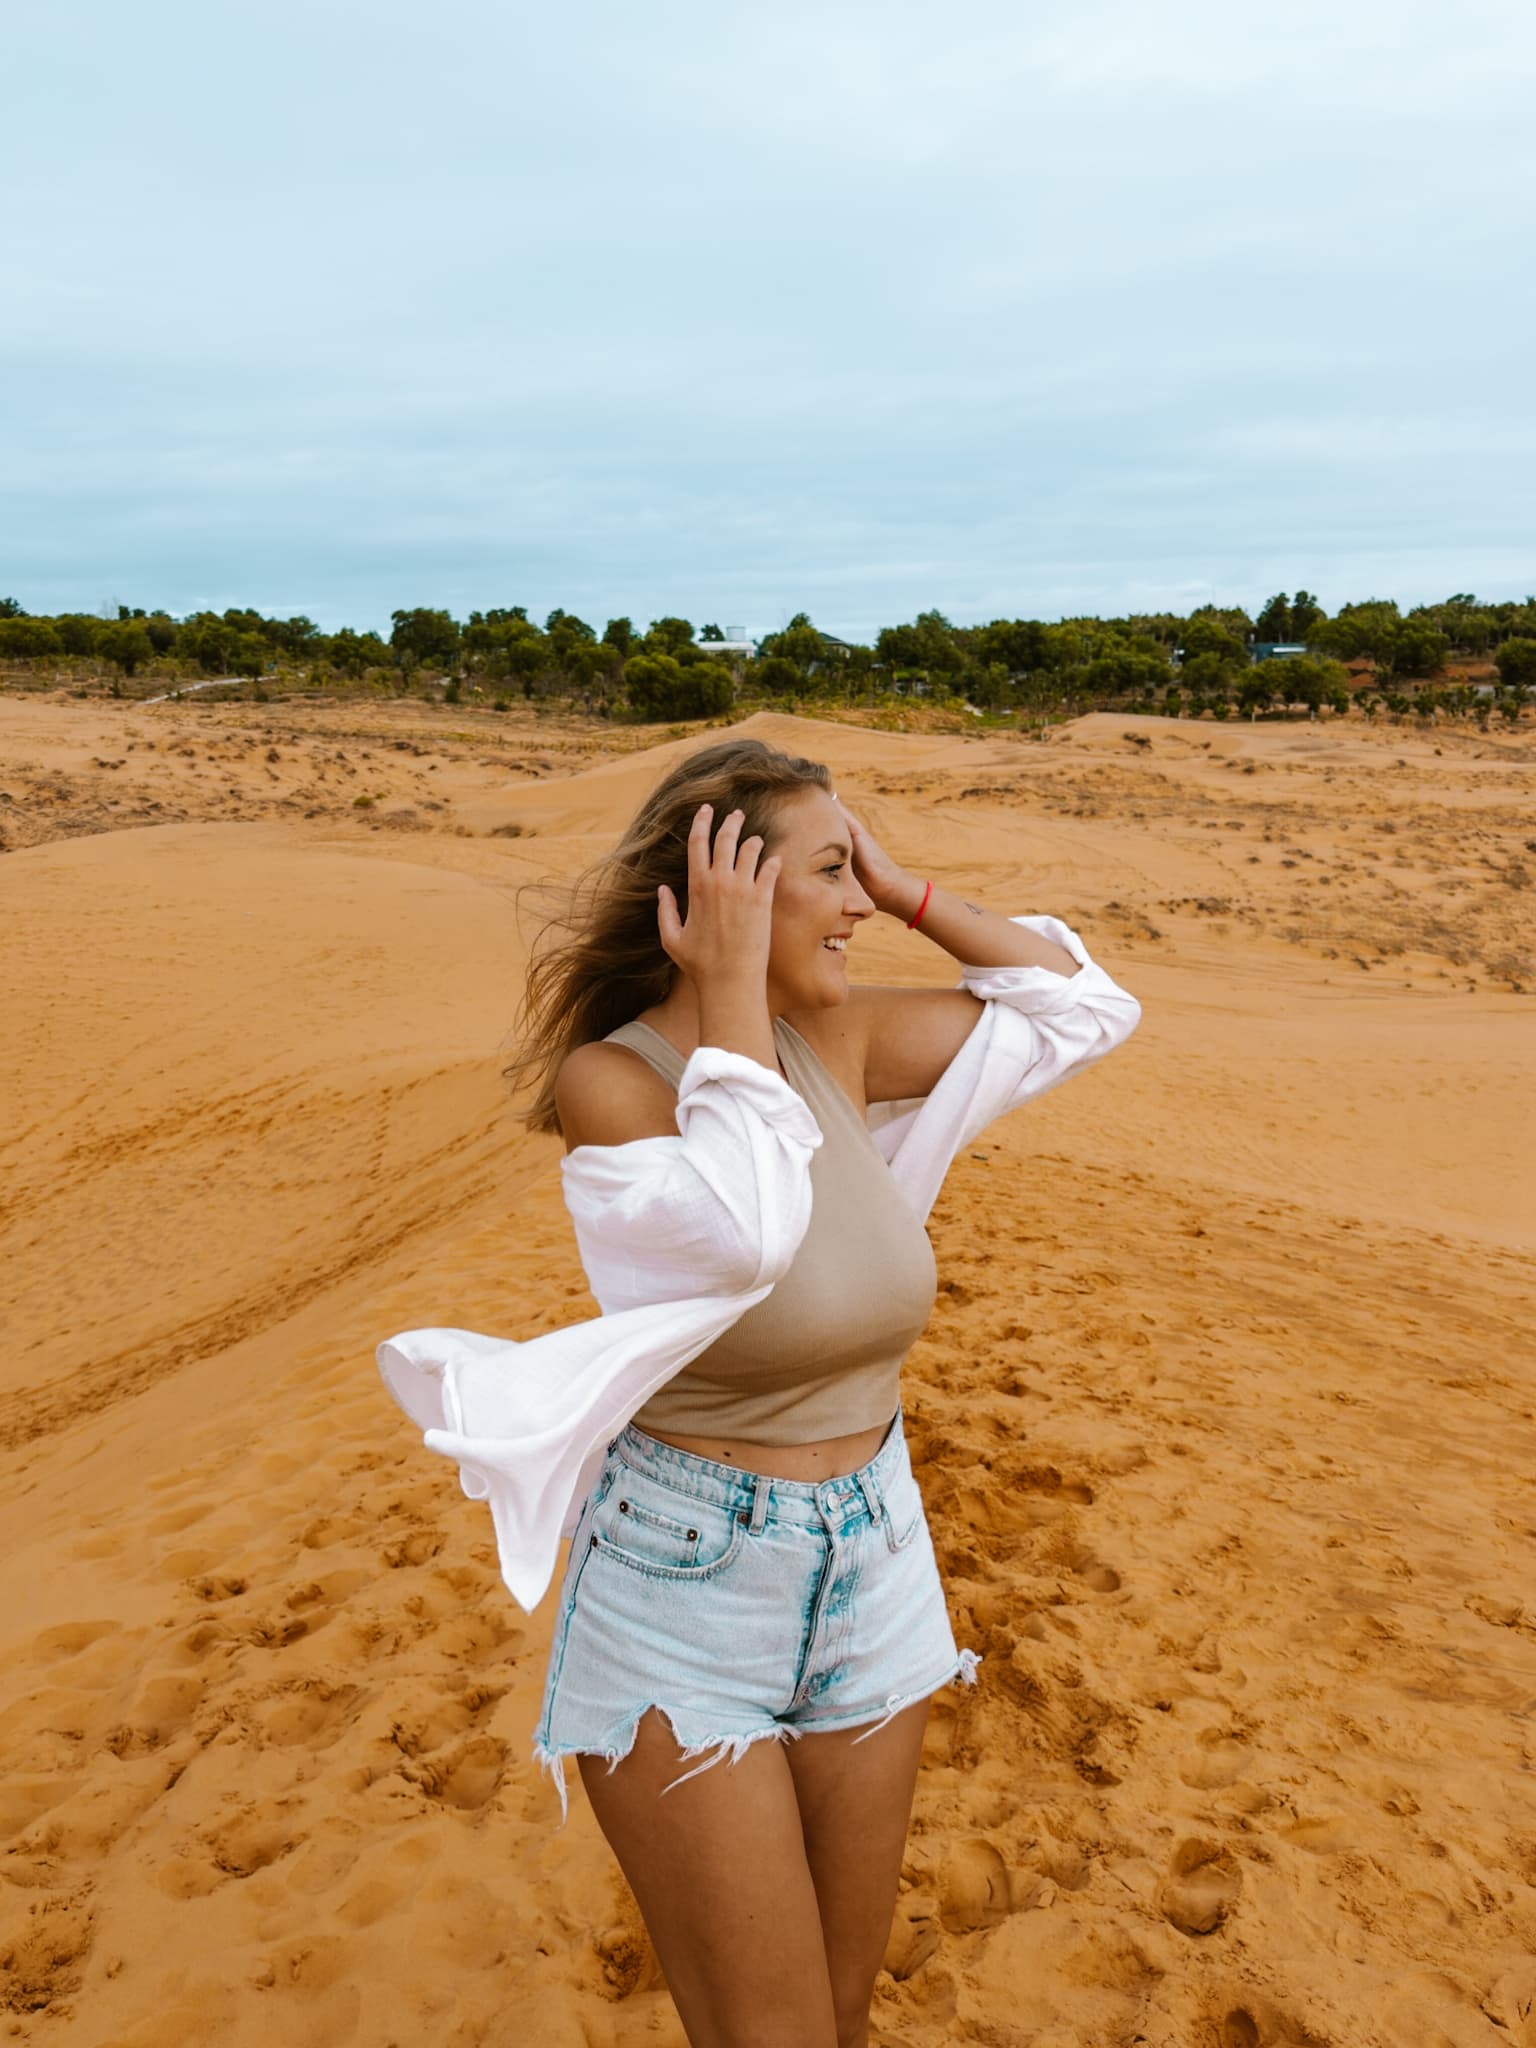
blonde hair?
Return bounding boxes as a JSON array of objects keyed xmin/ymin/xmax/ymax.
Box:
[{"xmin": 504, "ymin": 736, "xmax": 832, "ymax": 1134}]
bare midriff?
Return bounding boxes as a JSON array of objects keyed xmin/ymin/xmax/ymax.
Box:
[{"xmin": 634, "ymin": 1419, "xmax": 893, "ymax": 1483}]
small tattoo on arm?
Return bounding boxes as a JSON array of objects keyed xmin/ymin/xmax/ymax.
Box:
[{"xmin": 964, "ymin": 900, "xmax": 983, "ymax": 916}]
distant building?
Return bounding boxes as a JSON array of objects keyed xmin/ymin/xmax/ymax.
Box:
[
  {"xmin": 1251, "ymin": 642, "xmax": 1310, "ymax": 662},
  {"xmin": 694, "ymin": 637, "xmax": 757, "ymax": 658}
]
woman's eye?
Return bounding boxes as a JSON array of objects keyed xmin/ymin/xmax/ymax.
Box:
[{"xmin": 823, "ymin": 863, "xmax": 845, "ymax": 878}]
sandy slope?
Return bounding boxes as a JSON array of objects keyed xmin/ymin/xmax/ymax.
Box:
[{"xmin": 2, "ymin": 697, "xmax": 1534, "ymax": 2048}]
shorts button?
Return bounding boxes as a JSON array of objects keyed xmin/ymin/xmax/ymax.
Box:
[
  {"xmin": 618, "ymin": 1500, "xmax": 630, "ymax": 1513},
  {"xmin": 687, "ymin": 1528, "xmax": 698, "ymax": 1542},
  {"xmin": 589, "ymin": 1535, "xmax": 597, "ymax": 1549}
]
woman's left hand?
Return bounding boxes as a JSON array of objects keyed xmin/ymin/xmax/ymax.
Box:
[{"xmin": 836, "ymin": 800, "xmax": 923, "ymax": 921}]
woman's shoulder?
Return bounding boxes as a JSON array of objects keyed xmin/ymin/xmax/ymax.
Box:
[{"xmin": 555, "ymin": 1034, "xmax": 680, "ymax": 1153}]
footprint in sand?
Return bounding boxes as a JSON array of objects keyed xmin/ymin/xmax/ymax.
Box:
[
  {"xmin": 256, "ymin": 1680, "xmax": 365, "ymax": 1749},
  {"xmin": 935, "ymin": 1837, "xmax": 1014, "ymax": 1933},
  {"xmin": 1277, "ymin": 1815, "xmax": 1353, "ymax": 1854},
  {"xmin": 593, "ymin": 1915, "xmax": 664, "ymax": 1999},
  {"xmin": 196, "ymin": 1806, "xmax": 307, "ymax": 1883},
  {"xmin": 188, "ymin": 1573, "xmax": 248, "ymax": 1601},
  {"xmin": 1177, "ymin": 1735, "xmax": 1251, "ymax": 1790},
  {"xmin": 882, "ymin": 1890, "xmax": 943, "ymax": 1981},
  {"xmin": 1485, "ymin": 1964, "xmax": 1536, "ymax": 2047},
  {"xmin": 1156, "ymin": 1836, "xmax": 1243, "ymax": 1935},
  {"xmin": 386, "ymin": 1681, "xmax": 506, "ymax": 1759},
  {"xmin": 27, "ymin": 1621, "xmax": 129, "ymax": 1690},
  {"xmin": 299, "ymin": 1511, "xmax": 370, "ymax": 1550},
  {"xmin": 26, "ymin": 1620, "xmax": 120, "ymax": 1664},
  {"xmin": 381, "ymin": 1525, "xmax": 447, "ymax": 1569},
  {"xmin": 1069, "ymin": 1550, "xmax": 1123, "ymax": 1593},
  {"xmin": 0, "ymin": 1887, "xmax": 96, "ymax": 2014},
  {"xmin": 1216, "ymin": 2002, "xmax": 1340, "ymax": 2048},
  {"xmin": 403, "ymin": 1733, "xmax": 509, "ymax": 1811},
  {"xmin": 102, "ymin": 1673, "xmax": 205, "ymax": 1757},
  {"xmin": 148, "ymin": 1500, "xmax": 213, "ymax": 1536}
]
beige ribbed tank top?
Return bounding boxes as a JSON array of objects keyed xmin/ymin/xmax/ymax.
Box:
[{"xmin": 603, "ymin": 1015, "xmax": 938, "ymax": 1444}]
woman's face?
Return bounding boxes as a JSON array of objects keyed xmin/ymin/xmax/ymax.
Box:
[{"xmin": 760, "ymin": 786, "xmax": 877, "ymax": 1010}]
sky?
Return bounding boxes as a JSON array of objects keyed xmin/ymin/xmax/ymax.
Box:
[{"xmin": 4, "ymin": 0, "xmax": 1534, "ymax": 641}]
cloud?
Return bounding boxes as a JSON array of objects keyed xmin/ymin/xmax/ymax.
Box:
[{"xmin": 2, "ymin": 0, "xmax": 1533, "ymax": 630}]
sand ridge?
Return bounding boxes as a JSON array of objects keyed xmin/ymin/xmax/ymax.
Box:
[{"xmin": 2, "ymin": 697, "xmax": 1534, "ymax": 2046}]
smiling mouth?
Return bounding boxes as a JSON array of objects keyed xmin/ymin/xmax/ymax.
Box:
[{"xmin": 822, "ymin": 936, "xmax": 848, "ymax": 953}]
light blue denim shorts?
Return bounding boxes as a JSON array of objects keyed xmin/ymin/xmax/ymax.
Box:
[{"xmin": 532, "ymin": 1407, "xmax": 980, "ymax": 1823}]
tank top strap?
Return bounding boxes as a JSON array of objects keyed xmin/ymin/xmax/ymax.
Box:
[
  {"xmin": 602, "ymin": 1019, "xmax": 689, "ymax": 1090},
  {"xmin": 772, "ymin": 1019, "xmax": 867, "ymax": 1139},
  {"xmin": 605, "ymin": 1017, "xmax": 813, "ymax": 1095}
]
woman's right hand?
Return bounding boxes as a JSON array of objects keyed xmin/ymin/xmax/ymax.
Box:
[{"xmin": 657, "ymin": 804, "xmax": 780, "ymax": 991}]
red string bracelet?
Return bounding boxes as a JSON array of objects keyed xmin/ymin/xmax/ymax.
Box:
[{"xmin": 906, "ymin": 878, "xmax": 933, "ymax": 930}]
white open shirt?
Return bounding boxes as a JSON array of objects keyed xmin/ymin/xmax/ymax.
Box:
[{"xmin": 377, "ymin": 916, "xmax": 1141, "ymax": 1613}]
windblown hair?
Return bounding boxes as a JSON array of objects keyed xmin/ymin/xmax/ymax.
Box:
[{"xmin": 504, "ymin": 736, "xmax": 832, "ymax": 1134}]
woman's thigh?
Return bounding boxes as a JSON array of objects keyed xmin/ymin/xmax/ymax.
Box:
[
  {"xmin": 577, "ymin": 1708, "xmax": 840, "ymax": 2048},
  {"xmin": 786, "ymin": 1699, "xmax": 930, "ymax": 2047}
]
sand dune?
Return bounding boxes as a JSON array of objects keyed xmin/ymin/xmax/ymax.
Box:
[{"xmin": 2, "ymin": 695, "xmax": 1534, "ymax": 2047}]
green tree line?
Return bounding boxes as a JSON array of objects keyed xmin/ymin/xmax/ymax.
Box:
[{"xmin": 0, "ymin": 590, "xmax": 1532, "ymax": 725}]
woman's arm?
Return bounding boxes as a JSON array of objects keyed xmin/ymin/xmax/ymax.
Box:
[
  {"xmin": 842, "ymin": 804, "xmax": 1080, "ymax": 976},
  {"xmin": 882, "ymin": 874, "xmax": 1082, "ymax": 977},
  {"xmin": 838, "ymin": 803, "xmax": 1134, "ymax": 1106}
]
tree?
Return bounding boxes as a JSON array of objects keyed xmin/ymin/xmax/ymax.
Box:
[
  {"xmin": 0, "ymin": 617, "xmax": 61, "ymax": 657},
  {"xmin": 1291, "ymin": 591, "xmax": 1324, "ymax": 638},
  {"xmin": 1188, "ymin": 602, "xmax": 1255, "ymax": 641},
  {"xmin": 326, "ymin": 627, "xmax": 390, "ymax": 676},
  {"xmin": 1254, "ymin": 592, "xmax": 1293, "ymax": 642},
  {"xmin": 1267, "ymin": 654, "xmax": 1349, "ymax": 716},
  {"xmin": 54, "ymin": 614, "xmax": 102, "ymax": 656},
  {"xmin": 103, "ymin": 621, "xmax": 154, "ymax": 677},
  {"xmin": 179, "ymin": 613, "xmax": 234, "ymax": 673},
  {"xmin": 699, "ymin": 623, "xmax": 725, "ymax": 641},
  {"xmin": 758, "ymin": 614, "xmax": 831, "ymax": 671},
  {"xmin": 1181, "ymin": 652, "xmax": 1237, "ymax": 700},
  {"xmin": 390, "ymin": 607, "xmax": 462, "ymax": 667},
  {"xmin": 967, "ymin": 661, "xmax": 1014, "ymax": 710},
  {"xmin": 232, "ymin": 632, "xmax": 272, "ymax": 676},
  {"xmin": 1236, "ymin": 672, "xmax": 1276, "ymax": 718},
  {"xmin": 752, "ymin": 655, "xmax": 804, "ymax": 697},
  {"xmin": 602, "ymin": 617, "xmax": 634, "ymax": 656},
  {"xmin": 644, "ymin": 617, "xmax": 696, "ymax": 658},
  {"xmin": 624, "ymin": 653, "xmax": 730, "ymax": 720},
  {"xmin": 1309, "ymin": 599, "xmax": 1400, "ymax": 662},
  {"xmin": 1181, "ymin": 616, "xmax": 1248, "ymax": 666},
  {"xmin": 974, "ymin": 619, "xmax": 1050, "ymax": 672},
  {"xmin": 1084, "ymin": 641, "xmax": 1171, "ymax": 696},
  {"xmin": 876, "ymin": 609, "xmax": 963, "ymax": 676},
  {"xmin": 1383, "ymin": 623, "xmax": 1448, "ymax": 680},
  {"xmin": 1494, "ymin": 638, "xmax": 1536, "ymax": 691},
  {"xmin": 545, "ymin": 608, "xmax": 595, "ymax": 642},
  {"xmin": 0, "ymin": 597, "xmax": 25, "ymax": 618},
  {"xmin": 271, "ymin": 615, "xmax": 321, "ymax": 656}
]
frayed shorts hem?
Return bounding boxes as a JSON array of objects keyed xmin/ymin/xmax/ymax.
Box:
[{"xmin": 531, "ymin": 1646, "xmax": 982, "ymax": 1828}]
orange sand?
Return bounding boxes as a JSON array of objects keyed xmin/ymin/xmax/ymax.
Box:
[{"xmin": 2, "ymin": 697, "xmax": 1534, "ymax": 2047}]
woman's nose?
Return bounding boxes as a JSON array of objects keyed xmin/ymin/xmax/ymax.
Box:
[{"xmin": 846, "ymin": 877, "xmax": 877, "ymax": 918}]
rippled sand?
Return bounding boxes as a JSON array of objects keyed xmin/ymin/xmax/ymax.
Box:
[{"xmin": 2, "ymin": 696, "xmax": 1533, "ymax": 2046}]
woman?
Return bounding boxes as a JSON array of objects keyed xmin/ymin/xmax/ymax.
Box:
[{"xmin": 378, "ymin": 736, "xmax": 1140, "ymax": 2048}]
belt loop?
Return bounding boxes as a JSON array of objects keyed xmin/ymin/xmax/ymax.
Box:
[
  {"xmin": 854, "ymin": 1468, "xmax": 884, "ymax": 1526},
  {"xmin": 749, "ymin": 1472, "xmax": 771, "ymax": 1535}
]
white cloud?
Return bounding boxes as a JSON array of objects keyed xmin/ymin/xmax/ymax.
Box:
[{"xmin": 2, "ymin": 0, "xmax": 1533, "ymax": 629}]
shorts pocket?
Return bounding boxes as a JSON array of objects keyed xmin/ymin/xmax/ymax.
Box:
[
  {"xmin": 881, "ymin": 1467, "xmax": 926, "ymax": 1554},
  {"xmin": 590, "ymin": 1473, "xmax": 746, "ymax": 1581}
]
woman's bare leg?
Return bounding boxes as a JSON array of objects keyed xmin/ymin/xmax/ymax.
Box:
[
  {"xmin": 577, "ymin": 1708, "xmax": 840, "ymax": 2048},
  {"xmin": 785, "ymin": 1699, "xmax": 930, "ymax": 2048}
]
